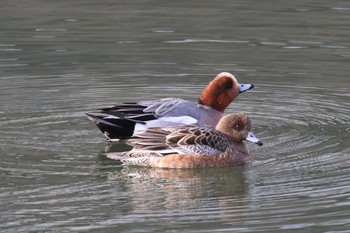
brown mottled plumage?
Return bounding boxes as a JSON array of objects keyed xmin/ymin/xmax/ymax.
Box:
[{"xmin": 106, "ymin": 113, "xmax": 262, "ymax": 168}]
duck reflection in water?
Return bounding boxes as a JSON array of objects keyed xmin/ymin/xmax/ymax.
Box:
[{"xmin": 106, "ymin": 165, "xmax": 250, "ymax": 214}]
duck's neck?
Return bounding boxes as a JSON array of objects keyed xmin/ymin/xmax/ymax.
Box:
[{"xmin": 198, "ymin": 88, "xmax": 226, "ymax": 113}]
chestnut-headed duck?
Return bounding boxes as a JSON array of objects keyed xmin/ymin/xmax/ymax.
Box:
[
  {"xmin": 106, "ymin": 113, "xmax": 263, "ymax": 168},
  {"xmin": 86, "ymin": 72, "xmax": 254, "ymax": 141}
]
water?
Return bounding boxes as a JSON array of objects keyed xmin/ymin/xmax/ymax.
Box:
[{"xmin": 1, "ymin": 0, "xmax": 350, "ymax": 232}]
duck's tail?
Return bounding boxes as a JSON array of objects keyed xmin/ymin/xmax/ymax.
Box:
[{"xmin": 86, "ymin": 112, "xmax": 136, "ymax": 141}]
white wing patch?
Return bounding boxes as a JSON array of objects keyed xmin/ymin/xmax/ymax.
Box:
[{"xmin": 134, "ymin": 116, "xmax": 198, "ymax": 134}]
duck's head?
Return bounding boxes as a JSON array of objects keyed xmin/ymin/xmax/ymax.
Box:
[
  {"xmin": 198, "ymin": 72, "xmax": 254, "ymax": 113},
  {"xmin": 216, "ymin": 112, "xmax": 263, "ymax": 146}
]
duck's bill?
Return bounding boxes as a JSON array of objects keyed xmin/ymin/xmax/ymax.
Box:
[
  {"xmin": 245, "ymin": 131, "xmax": 263, "ymax": 146},
  {"xmin": 239, "ymin": 84, "xmax": 254, "ymax": 93},
  {"xmin": 238, "ymin": 84, "xmax": 254, "ymax": 93}
]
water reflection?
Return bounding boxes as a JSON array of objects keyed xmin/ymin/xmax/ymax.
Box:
[{"xmin": 106, "ymin": 166, "xmax": 249, "ymax": 222}]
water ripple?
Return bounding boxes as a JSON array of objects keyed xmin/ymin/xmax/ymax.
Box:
[{"xmin": 1, "ymin": 80, "xmax": 349, "ymax": 232}]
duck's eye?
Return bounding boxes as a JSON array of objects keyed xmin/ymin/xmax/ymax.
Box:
[
  {"xmin": 225, "ymin": 82, "xmax": 233, "ymax": 89},
  {"xmin": 234, "ymin": 120, "xmax": 244, "ymax": 130}
]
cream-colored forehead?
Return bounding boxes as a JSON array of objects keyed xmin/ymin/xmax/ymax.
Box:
[{"xmin": 214, "ymin": 72, "xmax": 237, "ymax": 82}]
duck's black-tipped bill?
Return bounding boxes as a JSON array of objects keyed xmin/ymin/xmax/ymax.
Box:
[
  {"xmin": 239, "ymin": 84, "xmax": 254, "ymax": 93},
  {"xmin": 245, "ymin": 131, "xmax": 263, "ymax": 146}
]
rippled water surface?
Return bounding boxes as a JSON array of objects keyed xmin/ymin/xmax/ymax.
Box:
[{"xmin": 1, "ymin": 0, "xmax": 350, "ymax": 232}]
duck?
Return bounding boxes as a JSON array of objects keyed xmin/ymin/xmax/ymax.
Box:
[
  {"xmin": 86, "ymin": 72, "xmax": 254, "ymax": 141},
  {"xmin": 106, "ymin": 113, "xmax": 263, "ymax": 168}
]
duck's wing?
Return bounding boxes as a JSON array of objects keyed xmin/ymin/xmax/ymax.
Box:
[
  {"xmin": 123, "ymin": 125, "xmax": 231, "ymax": 156},
  {"xmin": 165, "ymin": 126, "xmax": 230, "ymax": 156},
  {"xmin": 122, "ymin": 127, "xmax": 175, "ymax": 152},
  {"xmin": 95, "ymin": 98, "xmax": 199, "ymax": 119}
]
